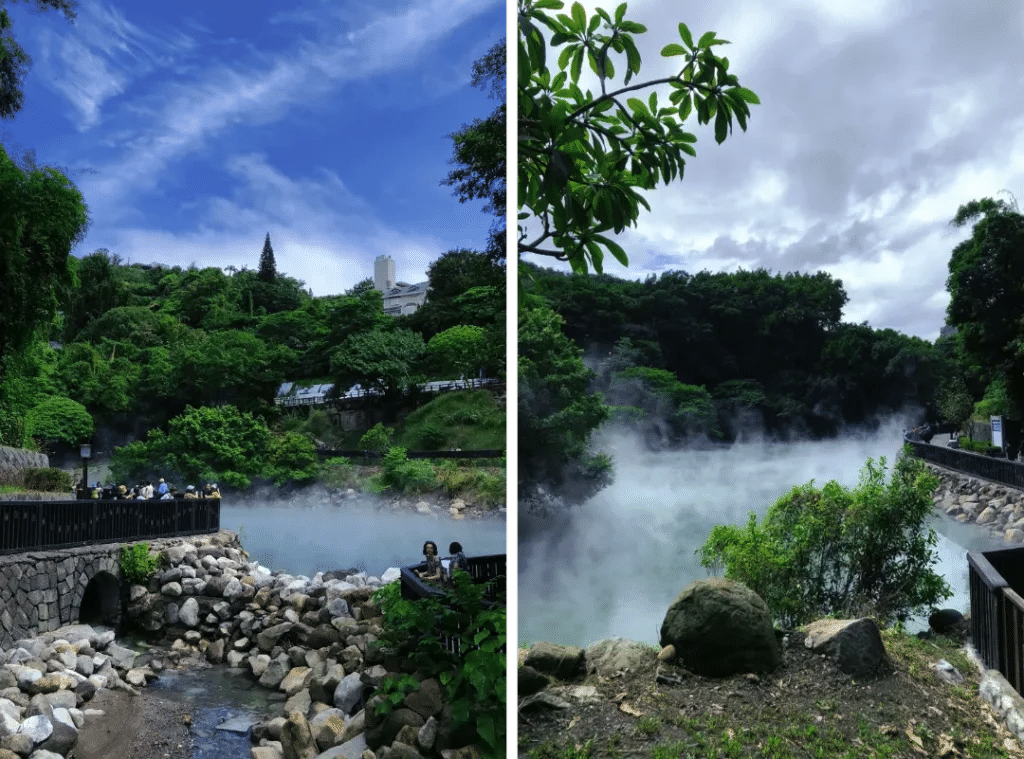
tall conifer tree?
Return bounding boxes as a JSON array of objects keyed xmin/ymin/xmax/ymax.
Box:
[{"xmin": 258, "ymin": 232, "xmax": 276, "ymax": 282}]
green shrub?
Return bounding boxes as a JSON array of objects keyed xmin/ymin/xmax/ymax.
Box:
[
  {"xmin": 373, "ymin": 447, "xmax": 436, "ymax": 494},
  {"xmin": 22, "ymin": 467, "xmax": 73, "ymax": 493},
  {"xmin": 698, "ymin": 448, "xmax": 951, "ymax": 627},
  {"xmin": 267, "ymin": 431, "xmax": 319, "ymax": 485},
  {"xmin": 25, "ymin": 396, "xmax": 93, "ymax": 449},
  {"xmin": 359, "ymin": 423, "xmax": 393, "ymax": 454},
  {"xmin": 959, "ymin": 437, "xmax": 1003, "ymax": 456},
  {"xmin": 419, "ymin": 422, "xmax": 448, "ymax": 450},
  {"xmin": 320, "ymin": 457, "xmax": 358, "ymax": 489},
  {"xmin": 372, "ymin": 574, "xmax": 505, "ymax": 757},
  {"xmin": 120, "ymin": 542, "xmax": 160, "ymax": 584}
]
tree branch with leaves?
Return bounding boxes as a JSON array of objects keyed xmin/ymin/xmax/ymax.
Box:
[{"xmin": 518, "ymin": 0, "xmax": 760, "ymax": 273}]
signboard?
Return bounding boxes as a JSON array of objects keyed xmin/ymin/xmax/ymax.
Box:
[{"xmin": 992, "ymin": 416, "xmax": 1004, "ymax": 450}]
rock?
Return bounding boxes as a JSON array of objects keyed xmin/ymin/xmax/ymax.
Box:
[
  {"xmin": 178, "ymin": 598, "xmax": 200, "ymax": 628},
  {"xmin": 259, "ymin": 659, "xmax": 290, "ymax": 690},
  {"xmin": 523, "ymin": 641, "xmax": 585, "ymax": 681},
  {"xmin": 660, "ymin": 578, "xmax": 781, "ymax": 677},
  {"xmin": 18, "ymin": 714, "xmax": 52, "ymax": 742},
  {"xmin": 284, "ymin": 688, "xmax": 312, "ymax": 716},
  {"xmin": 258, "ymin": 623, "xmax": 295, "ymax": 652},
  {"xmin": 929, "ymin": 609, "xmax": 967, "ymax": 637},
  {"xmin": 803, "ymin": 618, "xmax": 887, "ymax": 677},
  {"xmin": 366, "ymin": 708, "xmax": 424, "ymax": 750},
  {"xmin": 518, "ymin": 666, "xmax": 550, "ymax": 698},
  {"xmin": 315, "ymin": 732, "xmax": 368, "ymax": 759},
  {"xmin": 403, "ymin": 678, "xmax": 443, "ymax": 718},
  {"xmin": 281, "ymin": 710, "xmax": 317, "ymax": 759},
  {"xmin": 417, "ymin": 715, "xmax": 438, "ymax": 752},
  {"xmin": 280, "ymin": 667, "xmax": 314, "ymax": 696},
  {"xmin": 932, "ymin": 659, "xmax": 965, "ymax": 685},
  {"xmin": 252, "ymin": 745, "xmax": 285, "ymax": 759},
  {"xmin": 309, "ymin": 708, "xmax": 347, "ymax": 750},
  {"xmin": 206, "ymin": 638, "xmax": 225, "ymax": 664},
  {"xmin": 333, "ymin": 673, "xmax": 364, "ymax": 714},
  {"xmin": 977, "ymin": 506, "xmax": 998, "ymax": 525},
  {"xmin": 104, "ymin": 643, "xmax": 137, "ymax": 672},
  {"xmin": 585, "ymin": 638, "xmax": 653, "ymax": 678}
]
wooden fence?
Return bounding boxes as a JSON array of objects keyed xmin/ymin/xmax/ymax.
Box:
[{"xmin": 968, "ymin": 548, "xmax": 1024, "ymax": 693}]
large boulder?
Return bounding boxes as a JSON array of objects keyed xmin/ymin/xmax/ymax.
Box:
[
  {"xmin": 803, "ymin": 618, "xmax": 887, "ymax": 677},
  {"xmin": 660, "ymin": 578, "xmax": 781, "ymax": 677}
]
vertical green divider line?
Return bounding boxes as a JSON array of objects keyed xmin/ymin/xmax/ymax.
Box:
[{"xmin": 505, "ymin": 0, "xmax": 516, "ymax": 753}]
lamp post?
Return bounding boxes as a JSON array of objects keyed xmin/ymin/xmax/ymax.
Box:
[{"xmin": 80, "ymin": 443, "xmax": 91, "ymax": 500}]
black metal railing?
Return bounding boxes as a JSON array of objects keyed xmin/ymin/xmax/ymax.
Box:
[
  {"xmin": 969, "ymin": 547, "xmax": 1024, "ymax": 694},
  {"xmin": 0, "ymin": 499, "xmax": 221, "ymax": 555},
  {"xmin": 904, "ymin": 436, "xmax": 1024, "ymax": 489},
  {"xmin": 317, "ymin": 449, "xmax": 504, "ymax": 461},
  {"xmin": 399, "ymin": 553, "xmax": 506, "ymax": 656}
]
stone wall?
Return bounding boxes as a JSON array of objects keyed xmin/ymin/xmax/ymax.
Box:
[
  {"xmin": 0, "ymin": 532, "xmax": 224, "ymax": 649},
  {"xmin": 928, "ymin": 462, "xmax": 1024, "ymax": 545},
  {"xmin": 0, "ymin": 445, "xmax": 49, "ymax": 485}
]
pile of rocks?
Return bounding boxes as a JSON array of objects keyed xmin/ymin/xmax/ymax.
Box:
[
  {"xmin": 0, "ymin": 622, "xmax": 160, "ymax": 758},
  {"xmin": 124, "ymin": 531, "xmax": 480, "ymax": 759},
  {"xmin": 928, "ymin": 463, "xmax": 1024, "ymax": 543}
]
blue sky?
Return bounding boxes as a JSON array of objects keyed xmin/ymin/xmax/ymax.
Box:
[{"xmin": 1, "ymin": 0, "xmax": 504, "ymax": 295}]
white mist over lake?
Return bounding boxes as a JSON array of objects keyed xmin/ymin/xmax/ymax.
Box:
[
  {"xmin": 519, "ymin": 422, "xmax": 1003, "ymax": 647},
  {"xmin": 221, "ymin": 499, "xmax": 506, "ymax": 578}
]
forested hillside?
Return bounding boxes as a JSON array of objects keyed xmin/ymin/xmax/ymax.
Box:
[{"xmin": 0, "ymin": 246, "xmax": 504, "ymax": 456}]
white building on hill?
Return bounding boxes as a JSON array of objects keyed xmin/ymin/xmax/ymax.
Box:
[{"xmin": 374, "ymin": 255, "xmax": 428, "ymax": 316}]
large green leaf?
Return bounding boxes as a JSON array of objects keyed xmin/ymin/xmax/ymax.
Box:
[{"xmin": 678, "ymin": 22, "xmax": 694, "ymax": 49}]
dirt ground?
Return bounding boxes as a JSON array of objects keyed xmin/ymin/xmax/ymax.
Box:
[
  {"xmin": 71, "ymin": 687, "xmax": 194, "ymax": 759},
  {"xmin": 518, "ymin": 628, "xmax": 1024, "ymax": 759}
]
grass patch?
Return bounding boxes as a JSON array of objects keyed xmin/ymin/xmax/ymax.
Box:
[{"xmin": 394, "ymin": 390, "xmax": 504, "ymax": 451}]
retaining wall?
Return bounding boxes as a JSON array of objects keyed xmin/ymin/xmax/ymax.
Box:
[
  {"xmin": 0, "ymin": 531, "xmax": 223, "ymax": 649},
  {"xmin": 0, "ymin": 446, "xmax": 48, "ymax": 484},
  {"xmin": 929, "ymin": 462, "xmax": 1024, "ymax": 545}
]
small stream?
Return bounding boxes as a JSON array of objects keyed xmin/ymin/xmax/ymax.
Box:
[{"xmin": 146, "ymin": 665, "xmax": 278, "ymax": 758}]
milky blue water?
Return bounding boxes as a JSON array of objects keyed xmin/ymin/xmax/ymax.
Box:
[{"xmin": 222, "ymin": 496, "xmax": 506, "ymax": 578}]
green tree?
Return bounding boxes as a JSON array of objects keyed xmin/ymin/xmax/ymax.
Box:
[
  {"xmin": 111, "ymin": 404, "xmax": 271, "ymax": 487},
  {"xmin": 266, "ymin": 431, "xmax": 318, "ymax": 485},
  {"xmin": 345, "ymin": 277, "xmax": 375, "ymax": 296},
  {"xmin": 698, "ymin": 451, "xmax": 951, "ymax": 628},
  {"xmin": 0, "ymin": 143, "xmax": 88, "ymax": 379},
  {"xmin": 258, "ymin": 232, "xmax": 276, "ymax": 282},
  {"xmin": 442, "ymin": 40, "xmax": 506, "ymax": 261},
  {"xmin": 519, "ymin": 305, "xmax": 611, "ymax": 502},
  {"xmin": 60, "ymin": 248, "xmax": 127, "ymax": 341},
  {"xmin": 946, "ymin": 196, "xmax": 1024, "ymax": 418},
  {"xmin": 936, "ymin": 374, "xmax": 975, "ymax": 439},
  {"xmin": 330, "ymin": 328, "xmax": 426, "ymax": 399},
  {"xmin": 405, "ymin": 249, "xmax": 504, "ymax": 340},
  {"xmin": 518, "ymin": 0, "xmax": 759, "ymax": 272},
  {"xmin": 612, "ymin": 366, "xmax": 718, "ymax": 439},
  {"xmin": 25, "ymin": 395, "xmax": 92, "ymax": 449},
  {"xmin": 426, "ymin": 325, "xmax": 490, "ymax": 379},
  {"xmin": 0, "ymin": 0, "xmax": 77, "ymax": 120}
]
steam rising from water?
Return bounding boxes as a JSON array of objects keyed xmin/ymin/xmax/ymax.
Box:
[
  {"xmin": 222, "ymin": 493, "xmax": 506, "ymax": 578},
  {"xmin": 519, "ymin": 418, "xmax": 1002, "ymax": 647}
]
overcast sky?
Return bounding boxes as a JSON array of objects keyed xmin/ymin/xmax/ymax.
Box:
[
  {"xmin": 1, "ymin": 0, "xmax": 503, "ymax": 296},
  {"xmin": 521, "ymin": 0, "xmax": 1024, "ymax": 341}
]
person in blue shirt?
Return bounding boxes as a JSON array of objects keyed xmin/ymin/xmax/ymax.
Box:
[
  {"xmin": 448, "ymin": 542, "xmax": 469, "ymax": 579},
  {"xmin": 158, "ymin": 478, "xmax": 169, "ymax": 497}
]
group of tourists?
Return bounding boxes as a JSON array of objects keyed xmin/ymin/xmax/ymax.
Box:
[
  {"xmin": 415, "ymin": 540, "xmax": 469, "ymax": 584},
  {"xmin": 77, "ymin": 478, "xmax": 222, "ymax": 500}
]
